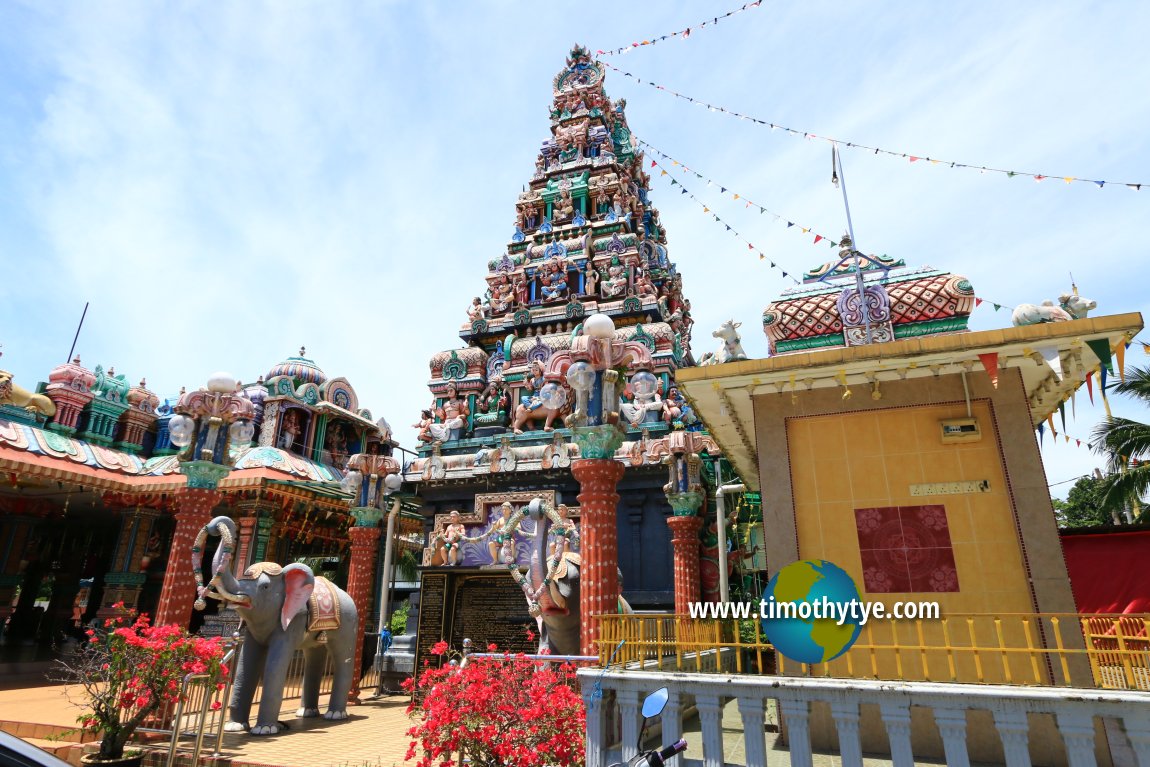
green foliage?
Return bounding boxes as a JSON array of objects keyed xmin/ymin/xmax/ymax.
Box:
[
  {"xmin": 1090, "ymin": 365, "xmax": 1150, "ymax": 517},
  {"xmin": 395, "ymin": 549, "xmax": 419, "ymax": 582},
  {"xmin": 1052, "ymin": 476, "xmax": 1113, "ymax": 528},
  {"xmin": 390, "ymin": 599, "xmax": 410, "ymax": 635}
]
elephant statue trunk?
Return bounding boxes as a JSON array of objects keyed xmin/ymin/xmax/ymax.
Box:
[{"xmin": 192, "ymin": 515, "xmax": 239, "ymax": 611}]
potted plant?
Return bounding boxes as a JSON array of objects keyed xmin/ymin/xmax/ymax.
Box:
[{"xmin": 52, "ymin": 603, "xmax": 228, "ymax": 766}]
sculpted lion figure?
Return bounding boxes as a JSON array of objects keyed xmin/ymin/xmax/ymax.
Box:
[{"xmin": 0, "ymin": 370, "xmax": 57, "ymax": 417}]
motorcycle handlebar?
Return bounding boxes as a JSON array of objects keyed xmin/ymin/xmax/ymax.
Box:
[{"xmin": 657, "ymin": 739, "xmax": 688, "ymax": 762}]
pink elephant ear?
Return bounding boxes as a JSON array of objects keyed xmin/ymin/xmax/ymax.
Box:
[{"xmin": 281, "ymin": 564, "xmax": 315, "ymax": 632}]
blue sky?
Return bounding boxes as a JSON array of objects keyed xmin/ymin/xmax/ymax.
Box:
[{"xmin": 1, "ymin": 2, "xmax": 1147, "ymax": 498}]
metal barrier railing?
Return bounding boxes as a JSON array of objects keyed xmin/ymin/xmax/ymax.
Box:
[{"xmin": 596, "ymin": 612, "xmax": 1150, "ymax": 690}]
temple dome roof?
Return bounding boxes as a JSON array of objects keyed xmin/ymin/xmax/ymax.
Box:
[{"xmin": 266, "ymin": 347, "xmax": 327, "ymax": 386}]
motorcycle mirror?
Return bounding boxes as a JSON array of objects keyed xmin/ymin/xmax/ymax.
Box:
[{"xmin": 641, "ymin": 687, "xmax": 669, "ymax": 719}]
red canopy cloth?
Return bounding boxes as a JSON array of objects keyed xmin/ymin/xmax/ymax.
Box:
[{"xmin": 1061, "ymin": 529, "xmax": 1150, "ymax": 614}]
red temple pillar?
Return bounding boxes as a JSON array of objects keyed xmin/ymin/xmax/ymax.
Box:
[
  {"xmin": 666, "ymin": 515, "xmax": 703, "ymax": 614},
  {"xmin": 233, "ymin": 513, "xmax": 258, "ymax": 575},
  {"xmin": 154, "ymin": 488, "xmax": 221, "ymax": 627},
  {"xmin": 345, "ymin": 524, "xmax": 381, "ymax": 703},
  {"xmin": 572, "ymin": 458, "xmax": 626, "ymax": 657}
]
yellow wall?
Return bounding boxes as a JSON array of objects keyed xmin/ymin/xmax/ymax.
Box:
[{"xmin": 788, "ymin": 400, "xmax": 1041, "ymax": 682}]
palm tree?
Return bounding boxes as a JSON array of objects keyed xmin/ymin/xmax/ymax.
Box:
[{"xmin": 1090, "ymin": 365, "xmax": 1150, "ymax": 519}]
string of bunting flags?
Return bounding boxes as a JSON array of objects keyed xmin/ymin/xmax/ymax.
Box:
[
  {"xmin": 595, "ymin": 1, "xmax": 762, "ymax": 57},
  {"xmin": 643, "ymin": 137, "xmax": 1021, "ymax": 310},
  {"xmin": 646, "ymin": 152, "xmax": 798, "ymax": 284},
  {"xmin": 602, "ymin": 60, "xmax": 1147, "ymax": 191}
]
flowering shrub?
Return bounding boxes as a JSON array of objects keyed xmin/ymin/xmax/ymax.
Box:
[
  {"xmin": 52, "ymin": 604, "xmax": 228, "ymax": 761},
  {"xmin": 403, "ymin": 640, "xmax": 585, "ymax": 767}
]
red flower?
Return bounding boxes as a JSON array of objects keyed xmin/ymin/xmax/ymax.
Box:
[{"xmin": 430, "ymin": 641, "xmax": 449, "ymax": 656}]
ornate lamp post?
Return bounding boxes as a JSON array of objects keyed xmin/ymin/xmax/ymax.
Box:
[
  {"xmin": 543, "ymin": 313, "xmax": 652, "ymax": 656},
  {"xmin": 662, "ymin": 431, "xmax": 705, "ymax": 614},
  {"xmin": 154, "ymin": 373, "xmax": 254, "ymax": 627},
  {"xmin": 341, "ymin": 445, "xmax": 402, "ymax": 702}
]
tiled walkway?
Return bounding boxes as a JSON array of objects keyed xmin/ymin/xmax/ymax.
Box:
[{"xmin": 0, "ymin": 683, "xmax": 416, "ymax": 767}]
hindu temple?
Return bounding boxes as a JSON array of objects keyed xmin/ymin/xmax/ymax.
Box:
[
  {"xmin": 0, "ymin": 348, "xmax": 421, "ymax": 695},
  {"xmin": 403, "ymin": 46, "xmax": 748, "ymax": 642}
]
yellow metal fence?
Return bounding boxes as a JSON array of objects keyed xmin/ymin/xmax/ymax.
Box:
[{"xmin": 597, "ymin": 613, "xmax": 1150, "ymax": 691}]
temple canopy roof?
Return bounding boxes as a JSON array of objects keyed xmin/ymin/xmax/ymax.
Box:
[{"xmin": 266, "ymin": 346, "xmax": 327, "ymax": 387}]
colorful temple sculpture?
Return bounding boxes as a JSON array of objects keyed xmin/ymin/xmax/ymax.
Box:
[
  {"xmin": 676, "ymin": 240, "xmax": 1144, "ymax": 759},
  {"xmin": 407, "ymin": 46, "xmax": 735, "ymax": 626},
  {"xmin": 0, "ymin": 348, "xmax": 419, "ymax": 695}
]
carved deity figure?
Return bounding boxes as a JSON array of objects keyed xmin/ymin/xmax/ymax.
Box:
[
  {"xmin": 662, "ymin": 386, "xmax": 696, "ymax": 427},
  {"xmin": 474, "ymin": 380, "xmax": 509, "ymax": 426},
  {"xmin": 278, "ymin": 409, "xmax": 303, "ymax": 453},
  {"xmin": 512, "ymin": 274, "xmax": 530, "ymax": 307},
  {"xmin": 487, "ymin": 502, "xmax": 520, "ymax": 565},
  {"xmin": 540, "ymin": 261, "xmax": 568, "ymax": 302},
  {"xmin": 437, "ymin": 510, "xmax": 467, "ymax": 566},
  {"xmin": 621, "ymin": 381, "xmax": 662, "ymax": 428},
  {"xmin": 556, "ymin": 189, "xmax": 575, "ymax": 221},
  {"xmin": 467, "ymin": 297, "xmax": 488, "ymax": 322},
  {"xmin": 601, "ymin": 256, "xmax": 629, "ymax": 298},
  {"xmin": 584, "ymin": 261, "xmax": 599, "ymax": 296},
  {"xmin": 413, "ymin": 409, "xmax": 435, "ymax": 444},
  {"xmin": 429, "ymin": 384, "xmax": 469, "ymax": 443},
  {"xmin": 490, "ymin": 274, "xmax": 514, "ymax": 313},
  {"xmin": 548, "ymin": 504, "xmax": 578, "ymax": 561},
  {"xmin": 512, "ymin": 360, "xmax": 562, "ymax": 434}
]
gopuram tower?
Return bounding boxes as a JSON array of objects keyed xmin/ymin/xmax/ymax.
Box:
[{"xmin": 405, "ymin": 46, "xmax": 721, "ymax": 659}]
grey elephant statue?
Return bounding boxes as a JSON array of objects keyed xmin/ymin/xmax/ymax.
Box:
[
  {"xmin": 192, "ymin": 516, "xmax": 358, "ymax": 735},
  {"xmin": 520, "ymin": 499, "xmax": 630, "ymax": 656}
]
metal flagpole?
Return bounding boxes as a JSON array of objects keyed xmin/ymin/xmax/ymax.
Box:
[
  {"xmin": 66, "ymin": 302, "xmax": 89, "ymax": 362},
  {"xmin": 833, "ymin": 147, "xmax": 872, "ymax": 344}
]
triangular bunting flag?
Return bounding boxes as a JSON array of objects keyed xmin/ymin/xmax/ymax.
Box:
[
  {"xmin": 1115, "ymin": 341, "xmax": 1126, "ymax": 382},
  {"xmin": 1085, "ymin": 338, "xmax": 1114, "ymax": 374},
  {"xmin": 1037, "ymin": 422, "xmax": 1045, "ymax": 445},
  {"xmin": 978, "ymin": 353, "xmax": 999, "ymax": 389},
  {"xmin": 1085, "ymin": 371, "xmax": 1094, "ymax": 405},
  {"xmin": 1047, "ymin": 413, "xmax": 1056, "ymax": 437},
  {"xmin": 1071, "ymin": 390, "xmax": 1076, "ymax": 420},
  {"xmin": 993, "ymin": 304, "xmax": 1002, "ymax": 311},
  {"xmin": 1064, "ymin": 434, "xmax": 1070, "ymax": 444},
  {"xmin": 975, "ymin": 298, "xmax": 983, "ymax": 307},
  {"xmin": 814, "ymin": 234, "xmax": 823, "ymax": 244},
  {"xmin": 1059, "ymin": 402, "xmax": 1066, "ymax": 433},
  {"xmin": 1039, "ymin": 346, "xmax": 1063, "ymax": 381},
  {"xmin": 1076, "ymin": 439, "xmax": 1082, "ymax": 447},
  {"xmin": 1100, "ymin": 366, "xmax": 1112, "ymax": 417}
]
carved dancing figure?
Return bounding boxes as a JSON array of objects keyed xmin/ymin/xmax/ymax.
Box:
[{"xmin": 584, "ymin": 261, "xmax": 599, "ymax": 296}]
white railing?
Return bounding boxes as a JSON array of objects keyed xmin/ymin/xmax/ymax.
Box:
[{"xmin": 578, "ymin": 668, "xmax": 1150, "ymax": 767}]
